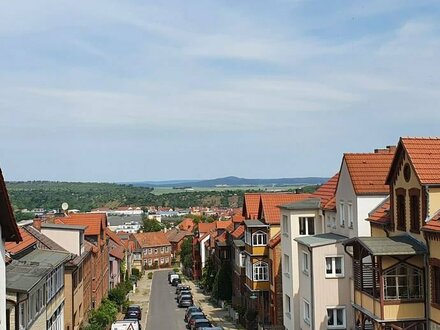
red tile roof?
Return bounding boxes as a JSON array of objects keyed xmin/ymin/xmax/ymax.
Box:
[
  {"xmin": 243, "ymin": 193, "xmax": 262, "ymax": 219},
  {"xmin": 5, "ymin": 227, "xmax": 36, "ymax": 255},
  {"xmin": 216, "ymin": 232, "xmax": 227, "ymax": 243},
  {"xmin": 231, "ymin": 225, "xmax": 245, "ymax": 239},
  {"xmin": 106, "ymin": 228, "xmax": 125, "ymax": 247},
  {"xmin": 259, "ymin": 193, "xmax": 312, "ymax": 224},
  {"xmin": 166, "ymin": 228, "xmax": 192, "ymax": 243},
  {"xmin": 343, "ymin": 149, "xmax": 395, "ymax": 195},
  {"xmin": 399, "ymin": 137, "xmax": 440, "ymax": 184},
  {"xmin": 55, "ymin": 213, "xmax": 107, "ymax": 236},
  {"xmin": 109, "ymin": 245, "xmax": 125, "ymax": 260},
  {"xmin": 0, "ymin": 169, "xmax": 21, "ymax": 243},
  {"xmin": 178, "ymin": 218, "xmax": 195, "ymax": 232},
  {"xmin": 422, "ymin": 209, "xmax": 440, "ymax": 232},
  {"xmin": 198, "ymin": 222, "xmax": 216, "ymax": 234},
  {"xmin": 133, "ymin": 232, "xmax": 170, "ymax": 248},
  {"xmin": 232, "ymin": 208, "xmax": 245, "ymax": 223},
  {"xmin": 268, "ymin": 232, "xmax": 281, "ymax": 248},
  {"xmin": 312, "ymin": 173, "xmax": 339, "ymax": 209},
  {"xmin": 366, "ymin": 197, "xmax": 391, "ymax": 225},
  {"xmin": 216, "ymin": 220, "xmax": 233, "ymax": 230}
]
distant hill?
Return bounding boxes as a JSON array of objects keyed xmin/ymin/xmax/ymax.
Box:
[{"xmin": 131, "ymin": 176, "xmax": 328, "ymax": 188}]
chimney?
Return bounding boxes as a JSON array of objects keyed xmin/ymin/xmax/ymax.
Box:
[{"xmin": 33, "ymin": 216, "xmax": 42, "ymax": 231}]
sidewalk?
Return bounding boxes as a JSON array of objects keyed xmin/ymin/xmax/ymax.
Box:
[
  {"xmin": 185, "ymin": 279, "xmax": 244, "ymax": 330},
  {"xmin": 128, "ymin": 270, "xmax": 154, "ymax": 329}
]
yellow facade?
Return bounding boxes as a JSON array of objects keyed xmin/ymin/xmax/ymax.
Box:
[
  {"xmin": 383, "ymin": 303, "xmax": 425, "ymax": 320},
  {"xmin": 245, "ymin": 245, "xmax": 268, "ymax": 256},
  {"xmin": 429, "ymin": 187, "xmax": 440, "ymax": 216},
  {"xmin": 371, "ymin": 226, "xmax": 387, "ymax": 238},
  {"xmin": 269, "ymin": 226, "xmax": 280, "ymax": 239},
  {"xmin": 246, "ymin": 277, "xmax": 270, "ymax": 291}
]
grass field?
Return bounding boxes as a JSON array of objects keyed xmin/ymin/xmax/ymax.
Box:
[{"xmin": 150, "ymin": 185, "xmax": 304, "ymax": 195}]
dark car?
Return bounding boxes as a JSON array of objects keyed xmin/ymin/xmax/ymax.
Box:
[
  {"xmin": 187, "ymin": 312, "xmax": 206, "ymax": 329},
  {"xmin": 191, "ymin": 318, "xmax": 212, "ymax": 329},
  {"xmin": 178, "ymin": 294, "xmax": 193, "ymax": 308},
  {"xmin": 184, "ymin": 306, "xmax": 202, "ymax": 322},
  {"xmin": 176, "ymin": 284, "xmax": 191, "ymax": 294},
  {"xmin": 171, "ymin": 277, "xmax": 181, "ymax": 286},
  {"xmin": 125, "ymin": 304, "xmax": 142, "ymax": 320},
  {"xmin": 176, "ymin": 290, "xmax": 192, "ymax": 301}
]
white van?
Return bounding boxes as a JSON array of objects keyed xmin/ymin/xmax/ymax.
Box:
[
  {"xmin": 169, "ymin": 273, "xmax": 180, "ymax": 284},
  {"xmin": 111, "ymin": 319, "xmax": 140, "ymax": 330}
]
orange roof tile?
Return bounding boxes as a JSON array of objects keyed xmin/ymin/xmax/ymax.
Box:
[
  {"xmin": 259, "ymin": 193, "xmax": 312, "ymax": 224},
  {"xmin": 198, "ymin": 222, "xmax": 216, "ymax": 234},
  {"xmin": 109, "ymin": 245, "xmax": 125, "ymax": 260},
  {"xmin": 231, "ymin": 225, "xmax": 245, "ymax": 239},
  {"xmin": 133, "ymin": 232, "xmax": 170, "ymax": 248},
  {"xmin": 54, "ymin": 213, "xmax": 107, "ymax": 236},
  {"xmin": 5, "ymin": 227, "xmax": 36, "ymax": 255},
  {"xmin": 232, "ymin": 208, "xmax": 245, "ymax": 223},
  {"xmin": 106, "ymin": 228, "xmax": 125, "ymax": 247},
  {"xmin": 399, "ymin": 137, "xmax": 440, "ymax": 184},
  {"xmin": 312, "ymin": 173, "xmax": 339, "ymax": 208},
  {"xmin": 216, "ymin": 220, "xmax": 233, "ymax": 230},
  {"xmin": 178, "ymin": 218, "xmax": 195, "ymax": 232},
  {"xmin": 268, "ymin": 232, "xmax": 281, "ymax": 248},
  {"xmin": 243, "ymin": 193, "xmax": 262, "ymax": 219},
  {"xmin": 343, "ymin": 149, "xmax": 395, "ymax": 195},
  {"xmin": 366, "ymin": 197, "xmax": 391, "ymax": 225},
  {"xmin": 422, "ymin": 209, "xmax": 440, "ymax": 232},
  {"xmin": 216, "ymin": 232, "xmax": 227, "ymax": 243}
]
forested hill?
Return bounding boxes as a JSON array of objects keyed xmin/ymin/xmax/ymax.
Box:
[{"xmin": 6, "ymin": 181, "xmax": 319, "ymax": 213}]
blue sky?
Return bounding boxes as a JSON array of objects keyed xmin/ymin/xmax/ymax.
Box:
[{"xmin": 1, "ymin": 1, "xmax": 440, "ymax": 182}]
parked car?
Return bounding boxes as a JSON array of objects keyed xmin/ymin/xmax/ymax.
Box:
[
  {"xmin": 112, "ymin": 319, "xmax": 141, "ymax": 330},
  {"xmin": 191, "ymin": 318, "xmax": 212, "ymax": 329},
  {"xmin": 187, "ymin": 312, "xmax": 206, "ymax": 329},
  {"xmin": 199, "ymin": 328, "xmax": 220, "ymax": 330},
  {"xmin": 176, "ymin": 284, "xmax": 191, "ymax": 294},
  {"xmin": 178, "ymin": 294, "xmax": 193, "ymax": 307},
  {"xmin": 168, "ymin": 271, "xmax": 175, "ymax": 283},
  {"xmin": 171, "ymin": 277, "xmax": 181, "ymax": 286},
  {"xmin": 176, "ymin": 290, "xmax": 192, "ymax": 301},
  {"xmin": 170, "ymin": 273, "xmax": 179, "ymax": 284},
  {"xmin": 184, "ymin": 306, "xmax": 202, "ymax": 322},
  {"xmin": 125, "ymin": 304, "xmax": 142, "ymax": 320}
]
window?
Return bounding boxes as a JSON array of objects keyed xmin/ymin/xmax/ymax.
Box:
[
  {"xmin": 347, "ymin": 203, "xmax": 353, "ymax": 228},
  {"xmin": 165, "ymin": 257, "xmax": 169, "ymax": 263},
  {"xmin": 148, "ymin": 248, "xmax": 152, "ymax": 254},
  {"xmin": 302, "ymin": 252, "xmax": 309, "ymax": 275},
  {"xmin": 285, "ymin": 295, "xmax": 291, "ymax": 317},
  {"xmin": 252, "ymin": 231, "xmax": 267, "ymax": 246},
  {"xmin": 327, "ymin": 307, "xmax": 345, "ymax": 328},
  {"xmin": 282, "ymin": 215, "xmax": 289, "ymax": 236},
  {"xmin": 246, "ymin": 256, "xmax": 252, "ymax": 279},
  {"xmin": 299, "ymin": 217, "xmax": 314, "ymax": 235},
  {"xmin": 253, "ymin": 261, "xmax": 269, "ymax": 281},
  {"xmin": 160, "ymin": 257, "xmax": 164, "ymax": 264},
  {"xmin": 154, "ymin": 248, "xmax": 158, "ymax": 254},
  {"xmin": 245, "ymin": 230, "xmax": 251, "ymax": 245},
  {"xmin": 432, "ymin": 265, "xmax": 440, "ymax": 306},
  {"xmin": 148, "ymin": 259, "xmax": 152, "ymax": 266},
  {"xmin": 409, "ymin": 189, "xmax": 421, "ymax": 233},
  {"xmin": 303, "ymin": 300, "xmax": 311, "ymax": 325},
  {"xmin": 384, "ymin": 264, "xmax": 423, "ymax": 300},
  {"xmin": 283, "ymin": 254, "xmax": 290, "ymax": 277},
  {"xmin": 396, "ymin": 188, "xmax": 406, "ymax": 230},
  {"xmin": 326, "ymin": 256, "xmax": 344, "ymax": 277},
  {"xmin": 339, "ymin": 201, "xmax": 345, "ymax": 227}
]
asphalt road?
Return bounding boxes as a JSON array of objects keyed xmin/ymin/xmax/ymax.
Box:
[{"xmin": 146, "ymin": 270, "xmax": 187, "ymax": 330}]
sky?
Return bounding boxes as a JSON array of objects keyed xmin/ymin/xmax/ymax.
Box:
[{"xmin": 1, "ymin": 1, "xmax": 440, "ymax": 182}]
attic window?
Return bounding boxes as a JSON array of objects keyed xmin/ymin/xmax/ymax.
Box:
[{"xmin": 404, "ymin": 163, "xmax": 411, "ymax": 182}]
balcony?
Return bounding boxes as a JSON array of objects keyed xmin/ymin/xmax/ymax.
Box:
[{"xmin": 245, "ymin": 276, "xmax": 270, "ymax": 291}]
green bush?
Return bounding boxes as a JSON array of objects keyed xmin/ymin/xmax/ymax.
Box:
[
  {"xmin": 147, "ymin": 272, "xmax": 153, "ymax": 279},
  {"xmin": 132, "ymin": 268, "xmax": 140, "ymax": 278},
  {"xmin": 85, "ymin": 299, "xmax": 118, "ymax": 330}
]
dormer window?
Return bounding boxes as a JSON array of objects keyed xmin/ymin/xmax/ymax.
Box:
[{"xmin": 252, "ymin": 231, "xmax": 267, "ymax": 246}]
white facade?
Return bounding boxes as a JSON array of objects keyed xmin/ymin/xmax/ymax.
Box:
[
  {"xmin": 199, "ymin": 234, "xmax": 210, "ymax": 269},
  {"xmin": 0, "ymin": 226, "xmax": 5, "ymax": 330},
  {"xmin": 109, "ymin": 222, "xmax": 142, "ymax": 234},
  {"xmin": 281, "ymin": 208, "xmax": 323, "ymax": 330}
]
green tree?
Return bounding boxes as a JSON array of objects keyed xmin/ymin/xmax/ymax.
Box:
[
  {"xmin": 141, "ymin": 218, "xmax": 163, "ymax": 232},
  {"xmin": 179, "ymin": 237, "xmax": 193, "ymax": 270},
  {"xmin": 201, "ymin": 256, "xmax": 215, "ymax": 292},
  {"xmin": 212, "ymin": 262, "xmax": 232, "ymax": 301}
]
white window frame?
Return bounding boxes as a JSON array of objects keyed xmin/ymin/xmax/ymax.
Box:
[
  {"xmin": 160, "ymin": 257, "xmax": 164, "ymax": 264},
  {"xmin": 160, "ymin": 247, "xmax": 165, "ymax": 253},
  {"xmin": 347, "ymin": 202, "xmax": 353, "ymax": 228},
  {"xmin": 325, "ymin": 256, "xmax": 344, "ymax": 278},
  {"xmin": 245, "ymin": 230, "xmax": 252, "ymax": 245},
  {"xmin": 253, "ymin": 261, "xmax": 269, "ymax": 281},
  {"xmin": 246, "ymin": 256, "xmax": 252, "ymax": 279},
  {"xmin": 165, "ymin": 257, "xmax": 169, "ymax": 263},
  {"xmin": 303, "ymin": 299, "xmax": 311, "ymax": 325},
  {"xmin": 282, "ymin": 215, "xmax": 289, "ymax": 236},
  {"xmin": 299, "ymin": 217, "xmax": 315, "ymax": 236},
  {"xmin": 285, "ymin": 294, "xmax": 291, "ymax": 318},
  {"xmin": 339, "ymin": 201, "xmax": 345, "ymax": 227},
  {"xmin": 327, "ymin": 306, "xmax": 346, "ymax": 329},
  {"xmin": 302, "ymin": 252, "xmax": 309, "ymax": 275},
  {"xmin": 239, "ymin": 252, "xmax": 246, "ymax": 268},
  {"xmin": 148, "ymin": 258, "xmax": 152, "ymax": 266},
  {"xmin": 148, "ymin": 248, "xmax": 152, "ymax": 254},
  {"xmin": 283, "ymin": 254, "xmax": 290, "ymax": 278},
  {"xmin": 252, "ymin": 231, "xmax": 267, "ymax": 246}
]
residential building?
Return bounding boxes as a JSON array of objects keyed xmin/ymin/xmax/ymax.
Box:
[
  {"xmin": 268, "ymin": 232, "xmax": 283, "ymax": 326},
  {"xmin": 106, "ymin": 215, "xmax": 142, "ymax": 233},
  {"xmin": 165, "ymin": 228, "xmax": 193, "ymax": 258},
  {"xmin": 6, "ymin": 249, "xmax": 70, "ymax": 330},
  {"xmin": 54, "ymin": 213, "xmax": 110, "ymax": 309},
  {"xmin": 192, "ymin": 222, "xmax": 216, "ymax": 280},
  {"xmin": 0, "ymin": 168, "xmax": 22, "ymax": 330},
  {"xmin": 106, "ymin": 228, "xmax": 126, "ymax": 289},
  {"xmin": 132, "ymin": 232, "xmax": 172, "ymax": 269}
]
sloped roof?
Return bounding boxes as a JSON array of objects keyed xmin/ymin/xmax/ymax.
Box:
[
  {"xmin": 344, "ymin": 235, "xmax": 427, "ymax": 256},
  {"xmin": 133, "ymin": 231, "xmax": 170, "ymax": 248},
  {"xmin": 216, "ymin": 220, "xmax": 233, "ymax": 230},
  {"xmin": 166, "ymin": 228, "xmax": 192, "ymax": 243},
  {"xmin": 24, "ymin": 225, "xmax": 67, "ymax": 252},
  {"xmin": 198, "ymin": 222, "xmax": 216, "ymax": 234},
  {"xmin": 422, "ymin": 209, "xmax": 440, "ymax": 232},
  {"xmin": 109, "ymin": 245, "xmax": 125, "ymax": 260},
  {"xmin": 0, "ymin": 169, "xmax": 21, "ymax": 243},
  {"xmin": 243, "ymin": 193, "xmax": 262, "ymax": 219},
  {"xmin": 312, "ymin": 173, "xmax": 339, "ymax": 209},
  {"xmin": 259, "ymin": 193, "xmax": 312, "ymax": 224},
  {"xmin": 295, "ymin": 233, "xmax": 347, "ymax": 248},
  {"xmin": 343, "ymin": 149, "xmax": 395, "ymax": 195},
  {"xmin": 366, "ymin": 197, "xmax": 391, "ymax": 226},
  {"xmin": 397, "ymin": 137, "xmax": 440, "ymax": 185},
  {"xmin": 216, "ymin": 231, "xmax": 227, "ymax": 243},
  {"xmin": 231, "ymin": 225, "xmax": 245, "ymax": 239},
  {"xmin": 5, "ymin": 227, "xmax": 37, "ymax": 255},
  {"xmin": 55, "ymin": 213, "xmax": 107, "ymax": 236},
  {"xmin": 268, "ymin": 232, "xmax": 281, "ymax": 248},
  {"xmin": 178, "ymin": 218, "xmax": 195, "ymax": 232},
  {"xmin": 231, "ymin": 208, "xmax": 245, "ymax": 223},
  {"xmin": 106, "ymin": 228, "xmax": 125, "ymax": 246}
]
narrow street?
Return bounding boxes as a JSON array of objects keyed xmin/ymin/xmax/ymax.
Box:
[{"xmin": 146, "ymin": 269, "xmax": 187, "ymax": 330}]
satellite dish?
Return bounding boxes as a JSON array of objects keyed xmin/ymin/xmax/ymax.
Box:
[{"xmin": 61, "ymin": 202, "xmax": 69, "ymax": 211}]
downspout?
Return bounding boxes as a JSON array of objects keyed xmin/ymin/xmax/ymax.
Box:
[
  {"xmin": 308, "ymin": 246, "xmax": 314, "ymax": 330},
  {"xmin": 424, "ymin": 185, "xmax": 430, "ymax": 328}
]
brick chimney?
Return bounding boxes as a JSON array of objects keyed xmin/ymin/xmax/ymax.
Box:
[{"xmin": 33, "ymin": 217, "xmax": 42, "ymax": 231}]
